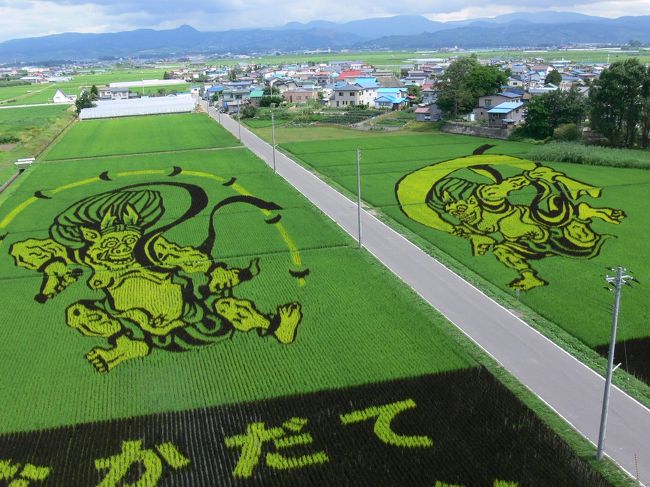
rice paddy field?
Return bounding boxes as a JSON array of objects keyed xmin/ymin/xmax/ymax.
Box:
[
  {"xmin": 278, "ymin": 129, "xmax": 650, "ymax": 388},
  {"xmin": 44, "ymin": 113, "xmax": 238, "ymax": 160},
  {"xmin": 0, "ymin": 104, "xmax": 74, "ymax": 184},
  {"xmin": 210, "ymin": 48, "xmax": 650, "ymax": 68},
  {"xmin": 0, "ymin": 113, "xmax": 624, "ymax": 485}
]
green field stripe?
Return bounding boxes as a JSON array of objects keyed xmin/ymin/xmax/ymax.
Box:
[{"xmin": 41, "ymin": 144, "xmax": 245, "ymax": 162}]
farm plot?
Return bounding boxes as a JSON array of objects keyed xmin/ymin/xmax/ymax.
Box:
[
  {"xmin": 282, "ymin": 132, "xmax": 650, "ymax": 385},
  {"xmin": 0, "ymin": 104, "xmax": 73, "ymax": 184},
  {"xmin": 0, "ymin": 117, "xmax": 617, "ymax": 485},
  {"xmin": 44, "ymin": 113, "xmax": 239, "ymax": 160}
]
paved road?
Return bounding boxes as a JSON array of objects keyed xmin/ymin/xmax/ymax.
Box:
[{"xmin": 209, "ymin": 106, "xmax": 650, "ymax": 483}]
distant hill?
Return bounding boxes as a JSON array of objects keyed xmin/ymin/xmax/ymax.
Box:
[
  {"xmin": 0, "ymin": 25, "xmax": 362, "ymax": 63},
  {"xmin": 1, "ymin": 12, "xmax": 649, "ymax": 63},
  {"xmin": 358, "ymin": 17, "xmax": 650, "ymax": 49},
  {"xmin": 281, "ymin": 15, "xmax": 449, "ymax": 38}
]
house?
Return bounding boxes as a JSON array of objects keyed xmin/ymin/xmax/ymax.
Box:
[
  {"xmin": 249, "ymin": 89, "xmax": 264, "ymax": 107},
  {"xmin": 283, "ymin": 89, "xmax": 318, "ymax": 104},
  {"xmin": 527, "ymin": 84, "xmax": 559, "ymax": 97},
  {"xmin": 414, "ymin": 103, "xmax": 443, "ymax": 122},
  {"xmin": 336, "ymin": 70, "xmax": 365, "ymax": 82},
  {"xmin": 99, "ymin": 87, "xmax": 132, "ymax": 100},
  {"xmin": 421, "ymin": 83, "xmax": 438, "ymax": 105},
  {"xmin": 374, "ymin": 88, "xmax": 409, "ymax": 110},
  {"xmin": 474, "ymin": 92, "xmax": 523, "ymax": 122},
  {"xmin": 329, "ymin": 84, "xmax": 364, "ymax": 108},
  {"xmin": 487, "ymin": 101, "xmax": 525, "ymax": 128},
  {"xmin": 269, "ymin": 78, "xmax": 298, "ymax": 93},
  {"xmin": 52, "ymin": 89, "xmax": 77, "ymax": 104},
  {"xmin": 506, "ymin": 76, "xmax": 524, "ymax": 88}
]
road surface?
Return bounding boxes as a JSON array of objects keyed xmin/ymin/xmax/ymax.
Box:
[{"xmin": 210, "ymin": 106, "xmax": 650, "ymax": 484}]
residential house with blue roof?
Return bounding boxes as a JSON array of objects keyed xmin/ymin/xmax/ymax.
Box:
[
  {"xmin": 487, "ymin": 101, "xmax": 525, "ymax": 128},
  {"xmin": 374, "ymin": 87, "xmax": 409, "ymax": 110},
  {"xmin": 474, "ymin": 92, "xmax": 523, "ymax": 123}
]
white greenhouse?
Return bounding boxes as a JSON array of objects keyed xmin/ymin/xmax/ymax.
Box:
[{"xmin": 79, "ymin": 94, "xmax": 196, "ymax": 120}]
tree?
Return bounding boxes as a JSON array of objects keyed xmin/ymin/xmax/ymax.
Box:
[
  {"xmin": 407, "ymin": 85, "xmax": 422, "ymax": 104},
  {"xmin": 260, "ymin": 95, "xmax": 283, "ymax": 108},
  {"xmin": 163, "ymin": 71, "xmax": 172, "ymax": 80},
  {"xmin": 519, "ymin": 88, "xmax": 587, "ymax": 139},
  {"xmin": 465, "ymin": 64, "xmax": 507, "ymax": 100},
  {"xmin": 436, "ymin": 55, "xmax": 507, "ymax": 118},
  {"xmin": 589, "ymin": 58, "xmax": 647, "ymax": 147},
  {"xmin": 640, "ymin": 69, "xmax": 650, "ymax": 148},
  {"xmin": 545, "ymin": 69, "xmax": 562, "ymax": 86},
  {"xmin": 74, "ymin": 91, "xmax": 95, "ymax": 115},
  {"xmin": 89, "ymin": 84, "xmax": 99, "ymax": 101},
  {"xmin": 263, "ymin": 86, "xmax": 280, "ymax": 95}
]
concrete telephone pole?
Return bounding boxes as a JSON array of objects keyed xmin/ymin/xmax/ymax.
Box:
[
  {"xmin": 356, "ymin": 148, "xmax": 362, "ymax": 248},
  {"xmin": 237, "ymin": 109, "xmax": 241, "ymax": 141},
  {"xmin": 271, "ymin": 110, "xmax": 277, "ymax": 173},
  {"xmin": 596, "ymin": 266, "xmax": 637, "ymax": 460}
]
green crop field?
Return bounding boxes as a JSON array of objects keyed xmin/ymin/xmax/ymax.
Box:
[
  {"xmin": 0, "ymin": 114, "xmax": 625, "ymax": 486},
  {"xmin": 279, "ymin": 129, "xmax": 650, "ymax": 386},
  {"xmin": 0, "ymin": 104, "xmax": 74, "ymax": 184},
  {"xmin": 209, "ymin": 48, "xmax": 650, "ymax": 69},
  {"xmin": 0, "ymin": 68, "xmax": 174, "ymax": 106},
  {"xmin": 44, "ymin": 113, "xmax": 240, "ymax": 160}
]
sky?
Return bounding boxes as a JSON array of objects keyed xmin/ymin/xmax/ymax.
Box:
[{"xmin": 0, "ymin": 0, "xmax": 650, "ymax": 42}]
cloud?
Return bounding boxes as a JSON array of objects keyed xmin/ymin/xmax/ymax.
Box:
[{"xmin": 1, "ymin": 0, "xmax": 650, "ymax": 42}]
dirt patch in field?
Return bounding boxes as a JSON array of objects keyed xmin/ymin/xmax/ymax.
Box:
[{"xmin": 0, "ymin": 143, "xmax": 17, "ymax": 151}]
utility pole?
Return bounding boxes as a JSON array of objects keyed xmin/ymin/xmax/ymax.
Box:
[
  {"xmin": 596, "ymin": 266, "xmax": 638, "ymax": 461},
  {"xmin": 237, "ymin": 109, "xmax": 241, "ymax": 142},
  {"xmin": 356, "ymin": 147, "xmax": 362, "ymax": 249},
  {"xmin": 271, "ymin": 109, "xmax": 277, "ymax": 172}
]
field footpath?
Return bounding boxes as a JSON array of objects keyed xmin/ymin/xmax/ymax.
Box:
[
  {"xmin": 209, "ymin": 106, "xmax": 650, "ymax": 484},
  {"xmin": 0, "ymin": 102, "xmax": 57, "ymax": 109}
]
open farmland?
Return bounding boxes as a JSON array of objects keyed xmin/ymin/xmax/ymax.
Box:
[
  {"xmin": 0, "ymin": 68, "xmax": 171, "ymax": 106},
  {"xmin": 44, "ymin": 113, "xmax": 239, "ymax": 160},
  {"xmin": 0, "ymin": 104, "xmax": 73, "ymax": 184},
  {"xmin": 209, "ymin": 48, "xmax": 650, "ymax": 68},
  {"xmin": 279, "ymin": 130, "xmax": 650, "ymax": 388},
  {"xmin": 0, "ymin": 114, "xmax": 623, "ymax": 485}
]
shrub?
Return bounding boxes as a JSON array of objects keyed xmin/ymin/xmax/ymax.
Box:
[
  {"xmin": 0, "ymin": 135, "xmax": 20, "ymax": 144},
  {"xmin": 553, "ymin": 123, "xmax": 581, "ymax": 142},
  {"xmin": 240, "ymin": 105, "xmax": 257, "ymax": 119}
]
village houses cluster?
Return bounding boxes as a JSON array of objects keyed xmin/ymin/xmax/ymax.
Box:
[{"xmin": 2, "ymin": 55, "xmax": 605, "ymax": 129}]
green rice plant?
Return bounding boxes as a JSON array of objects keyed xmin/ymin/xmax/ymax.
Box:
[
  {"xmin": 0, "ymin": 114, "xmax": 632, "ymax": 486},
  {"xmin": 44, "ymin": 113, "xmax": 239, "ymax": 160},
  {"xmin": 279, "ymin": 130, "xmax": 650, "ymax": 386},
  {"xmin": 529, "ymin": 141, "xmax": 650, "ymax": 169}
]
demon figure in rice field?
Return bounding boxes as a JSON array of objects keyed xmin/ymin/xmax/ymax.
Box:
[
  {"xmin": 395, "ymin": 146, "xmax": 626, "ymax": 291},
  {"xmin": 9, "ymin": 182, "xmax": 302, "ymax": 373}
]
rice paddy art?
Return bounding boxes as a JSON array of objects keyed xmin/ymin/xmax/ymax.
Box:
[
  {"xmin": 395, "ymin": 146, "xmax": 625, "ymax": 291},
  {"xmin": 4, "ymin": 169, "xmax": 304, "ymax": 374}
]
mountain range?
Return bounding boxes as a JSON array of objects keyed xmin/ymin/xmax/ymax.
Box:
[{"xmin": 1, "ymin": 12, "xmax": 649, "ymax": 64}]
